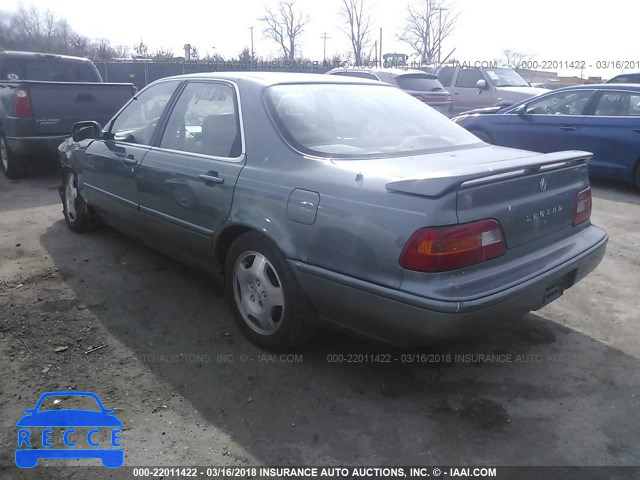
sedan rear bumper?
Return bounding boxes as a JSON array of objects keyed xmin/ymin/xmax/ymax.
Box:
[{"xmin": 290, "ymin": 226, "xmax": 607, "ymax": 345}]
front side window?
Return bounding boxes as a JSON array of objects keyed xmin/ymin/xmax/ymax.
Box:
[
  {"xmin": 525, "ymin": 90, "xmax": 594, "ymax": 115},
  {"xmin": 110, "ymin": 80, "xmax": 180, "ymax": 145},
  {"xmin": 455, "ymin": 69, "xmax": 484, "ymax": 88},
  {"xmin": 160, "ymin": 82, "xmax": 241, "ymax": 158},
  {"xmin": 265, "ymin": 83, "xmax": 480, "ymax": 159},
  {"xmin": 593, "ymin": 91, "xmax": 640, "ymax": 116}
]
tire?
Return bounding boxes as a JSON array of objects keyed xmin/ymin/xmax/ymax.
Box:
[
  {"xmin": 470, "ymin": 129, "xmax": 494, "ymax": 144},
  {"xmin": 634, "ymin": 161, "xmax": 640, "ymax": 191},
  {"xmin": 225, "ymin": 231, "xmax": 316, "ymax": 350},
  {"xmin": 62, "ymin": 170, "xmax": 92, "ymax": 232},
  {"xmin": 0, "ymin": 135, "xmax": 28, "ymax": 179}
]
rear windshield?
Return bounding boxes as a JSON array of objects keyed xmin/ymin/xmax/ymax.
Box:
[
  {"xmin": 607, "ymin": 74, "xmax": 640, "ymax": 84},
  {"xmin": 264, "ymin": 83, "xmax": 479, "ymax": 159},
  {"xmin": 1, "ymin": 58, "xmax": 102, "ymax": 82},
  {"xmin": 394, "ymin": 73, "xmax": 444, "ymax": 92}
]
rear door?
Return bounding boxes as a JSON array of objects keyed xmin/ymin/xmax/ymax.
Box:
[
  {"xmin": 503, "ymin": 89, "xmax": 595, "ymax": 153},
  {"xmin": 137, "ymin": 81, "xmax": 245, "ymax": 261},
  {"xmin": 82, "ymin": 80, "xmax": 181, "ymax": 226},
  {"xmin": 577, "ymin": 89, "xmax": 640, "ymax": 182}
]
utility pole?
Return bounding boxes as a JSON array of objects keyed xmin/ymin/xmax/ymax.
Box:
[
  {"xmin": 249, "ymin": 26, "xmax": 255, "ymax": 61},
  {"xmin": 320, "ymin": 32, "xmax": 330, "ymax": 63},
  {"xmin": 379, "ymin": 27, "xmax": 383, "ymax": 67},
  {"xmin": 435, "ymin": 7, "xmax": 447, "ymax": 64}
]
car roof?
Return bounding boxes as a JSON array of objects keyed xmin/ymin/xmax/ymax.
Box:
[
  {"xmin": 0, "ymin": 50, "xmax": 92, "ymax": 63},
  {"xmin": 327, "ymin": 67, "xmax": 436, "ymax": 77},
  {"xmin": 551, "ymin": 83, "xmax": 640, "ymax": 92},
  {"xmin": 161, "ymin": 71, "xmax": 384, "ymax": 86}
]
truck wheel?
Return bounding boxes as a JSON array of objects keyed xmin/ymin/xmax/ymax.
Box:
[
  {"xmin": 225, "ymin": 231, "xmax": 317, "ymax": 350},
  {"xmin": 62, "ymin": 170, "xmax": 92, "ymax": 232},
  {"xmin": 0, "ymin": 136, "xmax": 28, "ymax": 179}
]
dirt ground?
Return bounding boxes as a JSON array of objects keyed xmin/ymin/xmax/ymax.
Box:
[{"xmin": 0, "ymin": 169, "xmax": 639, "ymax": 479}]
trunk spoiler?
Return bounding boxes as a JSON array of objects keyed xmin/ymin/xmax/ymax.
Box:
[{"xmin": 385, "ymin": 150, "xmax": 592, "ymax": 198}]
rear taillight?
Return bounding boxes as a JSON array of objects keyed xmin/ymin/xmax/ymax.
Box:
[
  {"xmin": 14, "ymin": 87, "xmax": 32, "ymax": 117},
  {"xmin": 399, "ymin": 219, "xmax": 506, "ymax": 272},
  {"xmin": 572, "ymin": 187, "xmax": 592, "ymax": 226},
  {"xmin": 132, "ymin": 86, "xmax": 139, "ymax": 97}
]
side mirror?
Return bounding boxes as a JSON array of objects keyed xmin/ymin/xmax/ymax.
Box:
[
  {"xmin": 71, "ymin": 121, "xmax": 102, "ymax": 142},
  {"xmin": 476, "ymin": 79, "xmax": 487, "ymax": 90},
  {"xmin": 512, "ymin": 103, "xmax": 528, "ymax": 115}
]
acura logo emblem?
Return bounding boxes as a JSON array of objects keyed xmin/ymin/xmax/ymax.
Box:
[{"xmin": 539, "ymin": 178, "xmax": 547, "ymax": 191}]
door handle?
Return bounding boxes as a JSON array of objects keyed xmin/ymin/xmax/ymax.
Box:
[
  {"xmin": 559, "ymin": 126, "xmax": 577, "ymax": 131},
  {"xmin": 116, "ymin": 153, "xmax": 137, "ymax": 165},
  {"xmin": 633, "ymin": 128, "xmax": 640, "ymax": 133},
  {"xmin": 199, "ymin": 173, "xmax": 224, "ymax": 185}
]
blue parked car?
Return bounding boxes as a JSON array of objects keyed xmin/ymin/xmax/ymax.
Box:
[
  {"xmin": 15, "ymin": 391, "xmax": 123, "ymax": 468},
  {"xmin": 452, "ymin": 84, "xmax": 640, "ymax": 190}
]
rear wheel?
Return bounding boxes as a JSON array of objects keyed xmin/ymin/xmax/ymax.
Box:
[
  {"xmin": 470, "ymin": 129, "xmax": 494, "ymax": 144},
  {"xmin": 0, "ymin": 135, "xmax": 28, "ymax": 179},
  {"xmin": 225, "ymin": 232, "xmax": 316, "ymax": 349}
]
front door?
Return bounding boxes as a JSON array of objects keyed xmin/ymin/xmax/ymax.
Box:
[
  {"xmin": 82, "ymin": 80, "xmax": 182, "ymax": 226},
  {"xmin": 450, "ymin": 68, "xmax": 494, "ymax": 114},
  {"xmin": 503, "ymin": 89, "xmax": 595, "ymax": 153},
  {"xmin": 137, "ymin": 81, "xmax": 245, "ymax": 262}
]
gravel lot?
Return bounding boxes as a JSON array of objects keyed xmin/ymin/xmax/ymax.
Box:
[{"xmin": 0, "ymin": 170, "xmax": 639, "ymax": 478}]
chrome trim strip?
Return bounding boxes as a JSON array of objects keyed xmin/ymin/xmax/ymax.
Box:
[
  {"xmin": 139, "ymin": 205, "xmax": 212, "ymax": 236},
  {"xmin": 84, "ymin": 183, "xmax": 137, "ymax": 208}
]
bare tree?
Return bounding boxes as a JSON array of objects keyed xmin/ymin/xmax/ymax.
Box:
[
  {"xmin": 152, "ymin": 48, "xmax": 174, "ymax": 61},
  {"xmin": 340, "ymin": 0, "xmax": 372, "ymax": 66},
  {"xmin": 503, "ymin": 49, "xmax": 533, "ymax": 71},
  {"xmin": 260, "ymin": 1, "xmax": 308, "ymax": 62},
  {"xmin": 133, "ymin": 40, "xmax": 149, "ymax": 58},
  {"xmin": 398, "ymin": 0, "xmax": 458, "ymax": 64}
]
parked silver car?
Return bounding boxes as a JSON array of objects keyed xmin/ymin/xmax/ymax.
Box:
[
  {"xmin": 327, "ymin": 67, "xmax": 453, "ymax": 115},
  {"xmin": 59, "ymin": 72, "xmax": 607, "ymax": 349}
]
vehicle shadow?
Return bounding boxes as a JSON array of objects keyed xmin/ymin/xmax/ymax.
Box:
[
  {"xmin": 0, "ymin": 172, "xmax": 60, "ymax": 214},
  {"xmin": 39, "ymin": 219, "xmax": 640, "ymax": 467}
]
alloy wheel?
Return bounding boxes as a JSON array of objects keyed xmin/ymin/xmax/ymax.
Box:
[
  {"xmin": 65, "ymin": 173, "xmax": 78, "ymax": 222},
  {"xmin": 233, "ymin": 251, "xmax": 285, "ymax": 335}
]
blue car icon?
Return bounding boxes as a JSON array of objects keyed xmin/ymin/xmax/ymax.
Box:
[{"xmin": 16, "ymin": 391, "xmax": 123, "ymax": 468}]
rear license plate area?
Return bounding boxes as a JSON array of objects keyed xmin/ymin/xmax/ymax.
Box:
[{"xmin": 538, "ymin": 269, "xmax": 577, "ymax": 309}]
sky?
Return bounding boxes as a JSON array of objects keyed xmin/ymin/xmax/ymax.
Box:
[{"xmin": 2, "ymin": 0, "xmax": 638, "ymax": 78}]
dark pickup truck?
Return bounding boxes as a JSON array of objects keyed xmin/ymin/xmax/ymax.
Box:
[{"xmin": 0, "ymin": 51, "xmax": 136, "ymax": 178}]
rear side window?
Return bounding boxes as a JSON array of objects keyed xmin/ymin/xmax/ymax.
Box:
[
  {"xmin": 160, "ymin": 82, "xmax": 241, "ymax": 158},
  {"xmin": 394, "ymin": 74, "xmax": 444, "ymax": 92},
  {"xmin": 0, "ymin": 59, "xmax": 24, "ymax": 80},
  {"xmin": 437, "ymin": 67, "xmax": 454, "ymax": 87},
  {"xmin": 593, "ymin": 91, "xmax": 640, "ymax": 116},
  {"xmin": 22, "ymin": 60, "xmax": 102, "ymax": 82}
]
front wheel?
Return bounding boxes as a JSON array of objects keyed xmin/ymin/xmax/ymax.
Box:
[
  {"xmin": 62, "ymin": 170, "xmax": 93, "ymax": 232},
  {"xmin": 225, "ymin": 232, "xmax": 316, "ymax": 350},
  {"xmin": 0, "ymin": 136, "xmax": 28, "ymax": 179}
]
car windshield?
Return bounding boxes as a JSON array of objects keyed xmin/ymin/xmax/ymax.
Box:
[
  {"xmin": 38, "ymin": 395, "xmax": 102, "ymax": 412},
  {"xmin": 486, "ymin": 68, "xmax": 529, "ymax": 87},
  {"xmin": 265, "ymin": 83, "xmax": 480, "ymax": 159}
]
